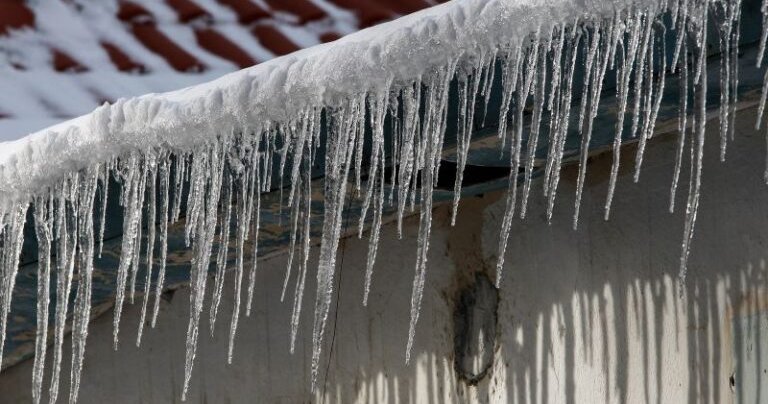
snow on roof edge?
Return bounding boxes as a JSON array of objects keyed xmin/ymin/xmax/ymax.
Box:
[{"xmin": 0, "ymin": 0, "xmax": 626, "ymax": 207}]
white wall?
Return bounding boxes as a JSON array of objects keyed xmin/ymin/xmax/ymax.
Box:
[{"xmin": 2, "ymin": 107, "xmax": 768, "ymax": 403}]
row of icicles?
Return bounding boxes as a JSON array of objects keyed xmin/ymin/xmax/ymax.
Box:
[{"xmin": 0, "ymin": 0, "xmax": 765, "ymax": 401}]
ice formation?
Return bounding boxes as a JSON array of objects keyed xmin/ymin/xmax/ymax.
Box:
[{"xmin": 0, "ymin": 0, "xmax": 758, "ymax": 401}]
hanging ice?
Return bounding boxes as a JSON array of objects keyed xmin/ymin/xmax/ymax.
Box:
[{"xmin": 0, "ymin": 0, "xmax": 761, "ymax": 402}]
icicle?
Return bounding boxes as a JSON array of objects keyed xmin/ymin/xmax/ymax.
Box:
[
  {"xmin": 137, "ymin": 156, "xmax": 158, "ymax": 347},
  {"xmin": 353, "ymin": 106, "xmax": 367, "ymax": 194},
  {"xmin": 171, "ymin": 155, "xmax": 186, "ymax": 224},
  {"xmin": 643, "ymin": 26, "xmax": 668, "ymax": 141},
  {"xmin": 69, "ymin": 167, "xmax": 99, "ymax": 404},
  {"xmin": 280, "ymin": 174, "xmax": 302, "ymax": 302},
  {"xmin": 605, "ymin": 10, "xmax": 645, "ymax": 220},
  {"xmin": 405, "ymin": 59, "xmax": 458, "ymax": 364},
  {"xmin": 544, "ymin": 26, "xmax": 582, "ymax": 222},
  {"xmin": 633, "ymin": 22, "xmax": 667, "ymax": 183},
  {"xmin": 714, "ymin": 0, "xmax": 740, "ymax": 162},
  {"xmin": 49, "ymin": 176, "xmax": 78, "ymax": 404},
  {"xmin": 495, "ymin": 37, "xmax": 541, "ymax": 285},
  {"xmin": 0, "ymin": 201, "xmax": 27, "ymax": 367},
  {"xmin": 481, "ymin": 48, "xmax": 499, "ymax": 125},
  {"xmin": 629, "ymin": 14, "xmax": 654, "ymax": 144},
  {"xmin": 151, "ymin": 158, "xmax": 171, "ymax": 327},
  {"xmin": 97, "ymin": 162, "xmax": 110, "ymax": 258},
  {"xmin": 451, "ymin": 56, "xmax": 484, "ymax": 224},
  {"xmin": 396, "ymin": 83, "xmax": 422, "ymax": 237},
  {"xmin": 209, "ymin": 173, "xmax": 233, "ymax": 335},
  {"xmin": 184, "ymin": 150, "xmax": 207, "ymax": 246},
  {"xmin": 245, "ymin": 141, "xmax": 263, "ymax": 318},
  {"xmin": 225, "ymin": 136, "xmax": 254, "ymax": 362},
  {"xmin": 388, "ymin": 98, "xmax": 401, "ymax": 206},
  {"xmin": 311, "ymin": 99, "xmax": 362, "ymax": 389},
  {"xmin": 112, "ymin": 154, "xmax": 143, "ymax": 349},
  {"xmin": 679, "ymin": 2, "xmax": 709, "ymax": 282},
  {"xmin": 358, "ymin": 88, "xmax": 391, "ymax": 239},
  {"xmin": 0, "ymin": 202, "xmax": 32, "ymax": 394},
  {"xmin": 289, "ymin": 152, "xmax": 313, "ymax": 353},
  {"xmin": 32, "ymin": 196, "xmax": 52, "ymax": 404},
  {"xmin": 728, "ymin": 0, "xmax": 742, "ymax": 144},
  {"xmin": 356, "ymin": 87, "xmax": 391, "ymax": 307},
  {"xmin": 182, "ymin": 138, "xmax": 229, "ymax": 401},
  {"xmin": 128, "ymin": 160, "xmax": 149, "ymax": 305},
  {"xmin": 543, "ymin": 25, "xmax": 567, "ymax": 197},
  {"xmin": 574, "ymin": 21, "xmax": 613, "ymax": 229},
  {"xmin": 282, "ymin": 111, "xmax": 321, "ymax": 304},
  {"xmin": 671, "ymin": 41, "xmax": 690, "ymax": 213},
  {"xmin": 520, "ymin": 36, "xmax": 550, "ymax": 219},
  {"xmin": 671, "ymin": 0, "xmax": 689, "ymax": 72},
  {"xmin": 497, "ymin": 42, "xmax": 524, "ymax": 150},
  {"xmin": 362, "ymin": 154, "xmax": 386, "ymax": 306},
  {"xmin": 226, "ymin": 173, "xmax": 247, "ymax": 361},
  {"xmin": 757, "ymin": 0, "xmax": 768, "ymax": 67}
]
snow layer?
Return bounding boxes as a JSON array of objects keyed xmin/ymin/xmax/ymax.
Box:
[{"xmin": 0, "ymin": 0, "xmax": 611, "ymax": 207}]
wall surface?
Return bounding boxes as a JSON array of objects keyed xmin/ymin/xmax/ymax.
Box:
[{"xmin": 2, "ymin": 106, "xmax": 768, "ymax": 403}]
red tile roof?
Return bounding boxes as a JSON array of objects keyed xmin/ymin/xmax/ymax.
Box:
[
  {"xmin": 217, "ymin": 0, "xmax": 269, "ymax": 24},
  {"xmin": 131, "ymin": 22, "xmax": 206, "ymax": 72},
  {"xmin": 0, "ymin": 0, "xmax": 440, "ymax": 138},
  {"xmin": 329, "ymin": 0, "xmax": 394, "ymax": 27},
  {"xmin": 52, "ymin": 49, "xmax": 88, "ymax": 73},
  {"xmin": 165, "ymin": 0, "xmax": 211, "ymax": 23},
  {"xmin": 101, "ymin": 42, "xmax": 147, "ymax": 73},
  {"xmin": 195, "ymin": 28, "xmax": 256, "ymax": 68},
  {"xmin": 0, "ymin": 0, "xmax": 35, "ymax": 35},
  {"xmin": 251, "ymin": 25, "xmax": 300, "ymax": 56},
  {"xmin": 117, "ymin": 1, "xmax": 152, "ymax": 22},
  {"xmin": 264, "ymin": 0, "xmax": 326, "ymax": 24}
]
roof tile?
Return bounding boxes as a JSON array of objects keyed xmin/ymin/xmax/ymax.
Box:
[
  {"xmin": 101, "ymin": 42, "xmax": 147, "ymax": 73},
  {"xmin": 131, "ymin": 23, "xmax": 205, "ymax": 72},
  {"xmin": 117, "ymin": 1, "xmax": 153, "ymax": 23},
  {"xmin": 327, "ymin": 0, "xmax": 394, "ymax": 27},
  {"xmin": 373, "ymin": 0, "xmax": 431, "ymax": 15},
  {"xmin": 319, "ymin": 32, "xmax": 342, "ymax": 43},
  {"xmin": 0, "ymin": 0, "xmax": 35, "ymax": 36},
  {"xmin": 165, "ymin": 0, "xmax": 211, "ymax": 23},
  {"xmin": 195, "ymin": 28, "xmax": 256, "ymax": 68},
  {"xmin": 217, "ymin": 0, "xmax": 269, "ymax": 24},
  {"xmin": 52, "ymin": 49, "xmax": 88, "ymax": 73},
  {"xmin": 252, "ymin": 25, "xmax": 300, "ymax": 56},
  {"xmin": 264, "ymin": 0, "xmax": 326, "ymax": 24}
]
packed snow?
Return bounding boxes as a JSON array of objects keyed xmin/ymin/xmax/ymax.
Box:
[{"xmin": 0, "ymin": 0, "xmax": 759, "ymax": 402}]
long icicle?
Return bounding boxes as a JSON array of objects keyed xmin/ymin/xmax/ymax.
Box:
[
  {"xmin": 151, "ymin": 157, "xmax": 171, "ymax": 328},
  {"xmin": 311, "ymin": 99, "xmax": 362, "ymax": 390},
  {"xmin": 69, "ymin": 167, "xmax": 99, "ymax": 404},
  {"xmin": 679, "ymin": 1, "xmax": 709, "ymax": 282},
  {"xmin": 137, "ymin": 156, "xmax": 158, "ymax": 346},
  {"xmin": 49, "ymin": 176, "xmax": 78, "ymax": 404},
  {"xmin": 182, "ymin": 139, "xmax": 228, "ymax": 401},
  {"xmin": 406, "ymin": 59, "xmax": 459, "ymax": 364},
  {"xmin": 31, "ymin": 196, "xmax": 52, "ymax": 404},
  {"xmin": 605, "ymin": 9, "xmax": 645, "ymax": 220}
]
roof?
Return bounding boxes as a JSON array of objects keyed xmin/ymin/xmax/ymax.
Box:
[{"xmin": 0, "ymin": 0, "xmax": 443, "ymax": 141}]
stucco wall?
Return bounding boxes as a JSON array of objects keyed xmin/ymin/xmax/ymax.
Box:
[{"xmin": 2, "ymin": 107, "xmax": 768, "ymax": 403}]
